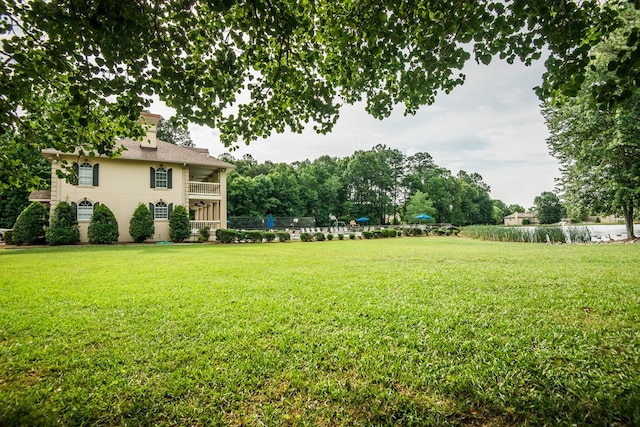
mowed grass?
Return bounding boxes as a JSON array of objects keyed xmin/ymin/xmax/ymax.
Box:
[{"xmin": 1, "ymin": 238, "xmax": 639, "ymax": 426}]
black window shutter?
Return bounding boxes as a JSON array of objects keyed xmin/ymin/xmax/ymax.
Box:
[
  {"xmin": 72, "ymin": 163, "xmax": 79, "ymax": 185},
  {"xmin": 167, "ymin": 168, "xmax": 173, "ymax": 189},
  {"xmin": 93, "ymin": 164, "xmax": 99, "ymax": 186},
  {"xmin": 168, "ymin": 203, "xmax": 174, "ymax": 217},
  {"xmin": 149, "ymin": 202, "xmax": 154, "ymax": 219},
  {"xmin": 71, "ymin": 202, "xmax": 77, "ymax": 220},
  {"xmin": 150, "ymin": 167, "xmax": 156, "ymax": 188}
]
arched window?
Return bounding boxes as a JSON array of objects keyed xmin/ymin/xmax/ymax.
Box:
[
  {"xmin": 155, "ymin": 167, "xmax": 168, "ymax": 188},
  {"xmin": 154, "ymin": 201, "xmax": 168, "ymax": 219},
  {"xmin": 78, "ymin": 162, "xmax": 93, "ymax": 186},
  {"xmin": 77, "ymin": 200, "xmax": 93, "ymax": 220}
]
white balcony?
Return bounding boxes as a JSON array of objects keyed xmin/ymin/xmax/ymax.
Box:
[{"xmin": 189, "ymin": 181, "xmax": 220, "ymax": 198}]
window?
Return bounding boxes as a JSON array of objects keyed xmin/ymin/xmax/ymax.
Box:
[
  {"xmin": 74, "ymin": 162, "xmax": 99, "ymax": 186},
  {"xmin": 77, "ymin": 200, "xmax": 93, "ymax": 220},
  {"xmin": 79, "ymin": 162, "xmax": 93, "ymax": 185},
  {"xmin": 155, "ymin": 167, "xmax": 167, "ymax": 188},
  {"xmin": 154, "ymin": 201, "xmax": 168, "ymax": 219},
  {"xmin": 150, "ymin": 166, "xmax": 172, "ymax": 189}
]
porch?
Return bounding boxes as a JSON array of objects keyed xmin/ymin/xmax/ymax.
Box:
[{"xmin": 188, "ymin": 181, "xmax": 220, "ymax": 198}]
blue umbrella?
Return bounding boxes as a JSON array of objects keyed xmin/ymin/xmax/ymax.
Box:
[
  {"xmin": 414, "ymin": 213, "xmax": 432, "ymax": 220},
  {"xmin": 356, "ymin": 217, "xmax": 369, "ymax": 223},
  {"xmin": 267, "ymin": 213, "xmax": 274, "ymax": 229}
]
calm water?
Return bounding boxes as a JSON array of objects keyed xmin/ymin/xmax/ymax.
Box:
[{"xmin": 583, "ymin": 224, "xmax": 640, "ymax": 241}]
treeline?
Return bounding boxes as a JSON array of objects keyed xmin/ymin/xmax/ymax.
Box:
[{"xmin": 220, "ymin": 144, "xmax": 524, "ymax": 227}]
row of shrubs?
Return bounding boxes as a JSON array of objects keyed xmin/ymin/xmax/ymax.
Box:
[
  {"xmin": 4, "ymin": 201, "xmax": 193, "ymax": 245},
  {"xmin": 215, "ymin": 229, "xmax": 291, "ymax": 243}
]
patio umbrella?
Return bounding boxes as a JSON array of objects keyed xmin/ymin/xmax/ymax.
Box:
[
  {"xmin": 414, "ymin": 213, "xmax": 432, "ymax": 220},
  {"xmin": 267, "ymin": 213, "xmax": 274, "ymax": 229},
  {"xmin": 356, "ymin": 217, "xmax": 369, "ymax": 223}
]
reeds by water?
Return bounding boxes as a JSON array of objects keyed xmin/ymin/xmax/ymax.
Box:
[{"xmin": 462, "ymin": 225, "xmax": 591, "ymax": 243}]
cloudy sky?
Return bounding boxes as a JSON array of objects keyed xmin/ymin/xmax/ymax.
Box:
[{"xmin": 152, "ymin": 58, "xmax": 560, "ymax": 209}]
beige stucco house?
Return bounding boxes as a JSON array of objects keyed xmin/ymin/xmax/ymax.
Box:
[
  {"xmin": 503, "ymin": 212, "xmax": 538, "ymax": 226},
  {"xmin": 39, "ymin": 113, "xmax": 234, "ymax": 242}
]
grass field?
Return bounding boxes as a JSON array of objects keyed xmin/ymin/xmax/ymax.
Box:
[{"xmin": 1, "ymin": 238, "xmax": 639, "ymax": 426}]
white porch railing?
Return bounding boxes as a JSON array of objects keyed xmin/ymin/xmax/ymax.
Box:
[
  {"xmin": 190, "ymin": 220, "xmax": 221, "ymax": 233},
  {"xmin": 189, "ymin": 181, "xmax": 220, "ymax": 197}
]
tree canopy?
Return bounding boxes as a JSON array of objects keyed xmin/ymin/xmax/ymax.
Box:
[
  {"xmin": 1, "ymin": 0, "xmax": 630, "ymax": 189},
  {"xmin": 224, "ymin": 145, "xmax": 498, "ymax": 226},
  {"xmin": 543, "ymin": 3, "xmax": 640, "ymax": 237}
]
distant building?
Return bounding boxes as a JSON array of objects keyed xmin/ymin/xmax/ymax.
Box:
[{"xmin": 504, "ymin": 212, "xmax": 538, "ymax": 226}]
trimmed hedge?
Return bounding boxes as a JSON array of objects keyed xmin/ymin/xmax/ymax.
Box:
[
  {"xmin": 277, "ymin": 231, "xmax": 290, "ymax": 242},
  {"xmin": 12, "ymin": 202, "xmax": 48, "ymax": 245},
  {"xmin": 129, "ymin": 203, "xmax": 154, "ymax": 243},
  {"xmin": 46, "ymin": 201, "xmax": 80, "ymax": 246},
  {"xmin": 88, "ymin": 204, "xmax": 119, "ymax": 244},
  {"xmin": 169, "ymin": 205, "xmax": 191, "ymax": 242}
]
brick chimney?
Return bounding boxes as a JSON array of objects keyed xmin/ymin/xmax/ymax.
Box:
[{"xmin": 138, "ymin": 112, "xmax": 162, "ymax": 149}]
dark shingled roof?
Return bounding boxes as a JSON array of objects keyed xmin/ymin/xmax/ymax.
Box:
[{"xmin": 43, "ymin": 139, "xmax": 235, "ymax": 169}]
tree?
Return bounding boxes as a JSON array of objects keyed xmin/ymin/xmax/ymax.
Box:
[
  {"xmin": 46, "ymin": 201, "xmax": 80, "ymax": 246},
  {"xmin": 156, "ymin": 117, "xmax": 194, "ymax": 147},
  {"xmin": 129, "ymin": 203, "xmax": 155, "ymax": 243},
  {"xmin": 543, "ymin": 5, "xmax": 640, "ymax": 237},
  {"xmin": 88, "ymin": 204, "xmax": 119, "ymax": 244},
  {"xmin": 405, "ymin": 191, "xmax": 437, "ymax": 222},
  {"xmin": 169, "ymin": 205, "xmax": 191, "ymax": 242},
  {"xmin": 534, "ymin": 192, "xmax": 563, "ymax": 224},
  {"xmin": 11, "ymin": 202, "xmax": 48, "ymax": 245},
  {"xmin": 1, "ymin": 1, "xmax": 626, "ymax": 189}
]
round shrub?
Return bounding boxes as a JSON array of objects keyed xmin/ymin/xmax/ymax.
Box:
[
  {"xmin": 314, "ymin": 232, "xmax": 325, "ymax": 241},
  {"xmin": 216, "ymin": 228, "xmax": 238, "ymax": 243},
  {"xmin": 88, "ymin": 204, "xmax": 119, "ymax": 244},
  {"xmin": 276, "ymin": 231, "xmax": 290, "ymax": 242},
  {"xmin": 300, "ymin": 232, "xmax": 313, "ymax": 242},
  {"xmin": 199, "ymin": 226, "xmax": 211, "ymax": 241},
  {"xmin": 129, "ymin": 203, "xmax": 154, "ymax": 243},
  {"xmin": 362, "ymin": 231, "xmax": 373, "ymax": 239},
  {"xmin": 12, "ymin": 202, "xmax": 48, "ymax": 245},
  {"xmin": 46, "ymin": 201, "xmax": 80, "ymax": 245},
  {"xmin": 338, "ymin": 233, "xmax": 344, "ymax": 240},
  {"xmin": 349, "ymin": 233, "xmax": 356, "ymax": 240},
  {"xmin": 246, "ymin": 230, "xmax": 263, "ymax": 243},
  {"xmin": 169, "ymin": 205, "xmax": 190, "ymax": 242},
  {"xmin": 3, "ymin": 229, "xmax": 14, "ymax": 245},
  {"xmin": 263, "ymin": 231, "xmax": 276, "ymax": 242},
  {"xmin": 327, "ymin": 233, "xmax": 334, "ymax": 241}
]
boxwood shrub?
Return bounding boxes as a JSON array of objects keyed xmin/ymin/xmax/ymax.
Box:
[
  {"xmin": 276, "ymin": 231, "xmax": 290, "ymax": 242},
  {"xmin": 246, "ymin": 230, "xmax": 263, "ymax": 243},
  {"xmin": 314, "ymin": 232, "xmax": 325, "ymax": 241},
  {"xmin": 263, "ymin": 231, "xmax": 276, "ymax": 242},
  {"xmin": 88, "ymin": 204, "xmax": 119, "ymax": 244},
  {"xmin": 362, "ymin": 231, "xmax": 373, "ymax": 239},
  {"xmin": 299, "ymin": 232, "xmax": 313, "ymax": 242},
  {"xmin": 216, "ymin": 228, "xmax": 238, "ymax": 243}
]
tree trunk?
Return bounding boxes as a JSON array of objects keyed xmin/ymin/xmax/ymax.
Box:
[{"xmin": 623, "ymin": 204, "xmax": 635, "ymax": 239}]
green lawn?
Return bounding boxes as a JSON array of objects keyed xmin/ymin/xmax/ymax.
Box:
[{"xmin": 1, "ymin": 238, "xmax": 639, "ymax": 426}]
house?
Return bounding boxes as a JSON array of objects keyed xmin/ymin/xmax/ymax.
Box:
[
  {"xmin": 38, "ymin": 113, "xmax": 235, "ymax": 242},
  {"xmin": 503, "ymin": 212, "xmax": 538, "ymax": 226}
]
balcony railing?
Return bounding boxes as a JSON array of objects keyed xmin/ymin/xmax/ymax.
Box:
[
  {"xmin": 190, "ymin": 220, "xmax": 221, "ymax": 232},
  {"xmin": 189, "ymin": 181, "xmax": 220, "ymax": 197}
]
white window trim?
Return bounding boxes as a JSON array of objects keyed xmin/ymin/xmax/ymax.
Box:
[{"xmin": 77, "ymin": 200, "xmax": 93, "ymax": 221}]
